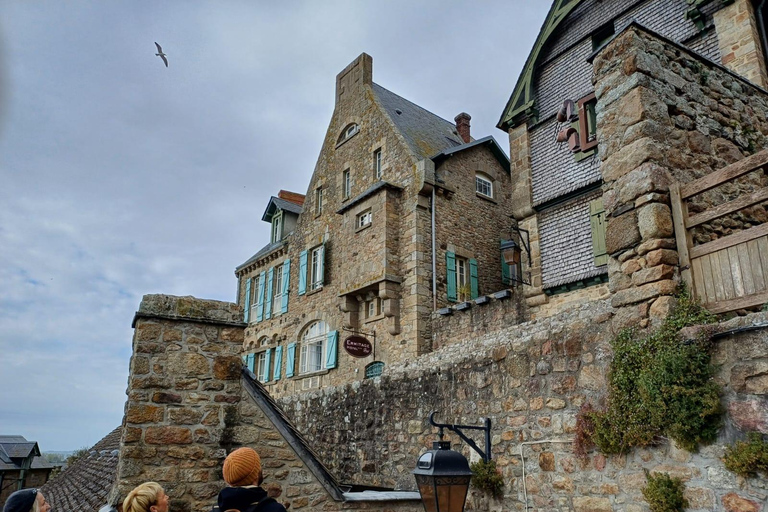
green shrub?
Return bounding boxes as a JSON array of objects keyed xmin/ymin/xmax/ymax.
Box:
[
  {"xmin": 642, "ymin": 471, "xmax": 688, "ymax": 512},
  {"xmin": 470, "ymin": 459, "xmax": 504, "ymax": 499},
  {"xmin": 723, "ymin": 433, "xmax": 768, "ymax": 477},
  {"xmin": 587, "ymin": 285, "xmax": 721, "ymax": 454}
]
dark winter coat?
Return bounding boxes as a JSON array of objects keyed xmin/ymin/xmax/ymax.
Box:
[{"xmin": 212, "ymin": 486, "xmax": 286, "ymax": 512}]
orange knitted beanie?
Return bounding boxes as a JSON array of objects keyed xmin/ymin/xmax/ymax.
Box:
[{"xmin": 223, "ymin": 447, "xmax": 262, "ymax": 486}]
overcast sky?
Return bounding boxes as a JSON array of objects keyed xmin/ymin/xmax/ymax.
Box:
[{"xmin": 0, "ymin": 1, "xmax": 548, "ymax": 451}]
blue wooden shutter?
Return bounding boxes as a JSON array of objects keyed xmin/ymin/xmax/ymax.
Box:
[
  {"xmin": 242, "ymin": 354, "xmax": 247, "ymax": 364},
  {"xmin": 286, "ymin": 342, "xmax": 296, "ymax": 378},
  {"xmin": 469, "ymin": 259, "xmax": 479, "ymax": 299},
  {"xmin": 318, "ymin": 245, "xmax": 325, "ymax": 286},
  {"xmin": 273, "ymin": 346, "xmax": 283, "ymax": 381},
  {"xmin": 325, "ymin": 330, "xmax": 338, "ymax": 369},
  {"xmin": 446, "ymin": 251, "xmax": 457, "ymax": 302},
  {"xmin": 298, "ymin": 250, "xmax": 308, "ymax": 295},
  {"xmin": 265, "ymin": 267, "xmax": 274, "ymax": 320},
  {"xmin": 256, "ymin": 271, "xmax": 266, "ymax": 322},
  {"xmin": 264, "ymin": 348, "xmax": 272, "ymax": 382},
  {"xmin": 243, "ymin": 278, "xmax": 252, "ymax": 323},
  {"xmin": 281, "ymin": 259, "xmax": 291, "ymax": 313},
  {"xmin": 246, "ymin": 353, "xmax": 255, "ymax": 373},
  {"xmin": 501, "ymin": 241, "xmax": 512, "ymax": 285}
]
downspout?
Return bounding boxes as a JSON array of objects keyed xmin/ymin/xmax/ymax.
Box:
[
  {"xmin": 757, "ymin": 0, "xmax": 768, "ymax": 67},
  {"xmin": 431, "ymin": 187, "xmax": 437, "ymax": 310}
]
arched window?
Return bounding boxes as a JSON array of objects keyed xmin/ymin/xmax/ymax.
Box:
[
  {"xmin": 337, "ymin": 123, "xmax": 359, "ymax": 145},
  {"xmin": 299, "ymin": 320, "xmax": 328, "ymax": 374},
  {"xmin": 475, "ymin": 173, "xmax": 493, "ymax": 198}
]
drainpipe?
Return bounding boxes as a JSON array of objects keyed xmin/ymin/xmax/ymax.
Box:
[
  {"xmin": 431, "ymin": 187, "xmax": 437, "ymax": 310},
  {"xmin": 757, "ymin": 0, "xmax": 768, "ymax": 66}
]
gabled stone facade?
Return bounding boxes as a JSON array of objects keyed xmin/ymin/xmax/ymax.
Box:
[{"xmin": 235, "ymin": 54, "xmax": 513, "ymax": 398}]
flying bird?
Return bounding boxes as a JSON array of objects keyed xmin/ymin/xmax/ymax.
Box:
[{"xmin": 154, "ymin": 42, "xmax": 168, "ymax": 67}]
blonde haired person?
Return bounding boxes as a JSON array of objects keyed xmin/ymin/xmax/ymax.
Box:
[
  {"xmin": 122, "ymin": 482, "xmax": 170, "ymax": 512},
  {"xmin": 3, "ymin": 489, "xmax": 50, "ymax": 512}
]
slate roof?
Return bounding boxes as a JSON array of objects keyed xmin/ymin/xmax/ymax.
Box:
[
  {"xmin": 261, "ymin": 196, "xmax": 304, "ymax": 222},
  {"xmin": 235, "ymin": 239, "xmax": 287, "ymax": 273},
  {"xmin": 0, "ymin": 436, "xmax": 52, "ymax": 471},
  {"xmin": 372, "ymin": 83, "xmax": 464, "ymax": 160},
  {"xmin": 40, "ymin": 427, "xmax": 121, "ymax": 512},
  {"xmin": 336, "ymin": 181, "xmax": 403, "ymax": 215},
  {"xmin": 431, "ymin": 135, "xmax": 511, "ymax": 174}
]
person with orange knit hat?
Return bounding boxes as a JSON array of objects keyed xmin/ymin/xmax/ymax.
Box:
[{"xmin": 214, "ymin": 447, "xmax": 286, "ymax": 512}]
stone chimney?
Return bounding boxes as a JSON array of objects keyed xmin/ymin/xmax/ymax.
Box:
[
  {"xmin": 455, "ymin": 113, "xmax": 471, "ymax": 143},
  {"xmin": 335, "ymin": 53, "xmax": 373, "ymax": 105}
]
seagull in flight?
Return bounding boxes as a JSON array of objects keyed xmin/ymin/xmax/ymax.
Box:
[{"xmin": 154, "ymin": 42, "xmax": 168, "ymax": 67}]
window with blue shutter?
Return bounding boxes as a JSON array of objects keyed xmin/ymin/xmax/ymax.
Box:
[
  {"xmin": 446, "ymin": 251, "xmax": 457, "ymax": 302},
  {"xmin": 325, "ymin": 330, "xmax": 338, "ymax": 369},
  {"xmin": 501, "ymin": 241, "xmax": 512, "ymax": 285},
  {"xmin": 286, "ymin": 342, "xmax": 296, "ymax": 378},
  {"xmin": 264, "ymin": 348, "xmax": 272, "ymax": 382},
  {"xmin": 273, "ymin": 346, "xmax": 283, "ymax": 381},
  {"xmin": 469, "ymin": 259, "xmax": 479, "ymax": 299},
  {"xmin": 243, "ymin": 278, "xmax": 252, "ymax": 323},
  {"xmin": 281, "ymin": 259, "xmax": 291, "ymax": 313},
  {"xmin": 298, "ymin": 250, "xmax": 308, "ymax": 295},
  {"xmin": 265, "ymin": 267, "xmax": 274, "ymax": 320},
  {"xmin": 256, "ymin": 271, "xmax": 266, "ymax": 322},
  {"xmin": 246, "ymin": 353, "xmax": 255, "ymax": 373}
]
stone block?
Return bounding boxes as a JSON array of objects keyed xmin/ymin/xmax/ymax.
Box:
[
  {"xmin": 637, "ymin": 203, "xmax": 673, "ymax": 240},
  {"xmin": 169, "ymin": 408, "xmax": 203, "ymax": 425},
  {"xmin": 684, "ymin": 487, "xmax": 715, "ymax": 510},
  {"xmin": 601, "ymin": 137, "xmax": 659, "ymax": 182},
  {"xmin": 152, "ymin": 392, "xmax": 183, "ymax": 404},
  {"xmin": 730, "ymin": 362, "xmax": 768, "ymax": 394},
  {"xmin": 213, "ymin": 356, "xmax": 243, "ymax": 380},
  {"xmin": 125, "ymin": 404, "xmax": 164, "ymax": 424},
  {"xmin": 649, "ymin": 295, "xmax": 677, "ymax": 325},
  {"xmin": 636, "ymin": 238, "xmax": 676, "ymax": 255},
  {"xmin": 632, "ymin": 264, "xmax": 676, "ymax": 286},
  {"xmin": 168, "ymin": 352, "xmax": 210, "ymax": 377},
  {"xmin": 538, "ymin": 452, "xmax": 555, "ymax": 472},
  {"xmin": 722, "ymin": 493, "xmax": 760, "ymax": 512},
  {"xmin": 611, "ymin": 279, "xmax": 677, "ymax": 307},
  {"xmin": 136, "ymin": 323, "xmax": 162, "ymax": 342},
  {"xmin": 144, "ymin": 426, "xmax": 193, "ymax": 445},
  {"xmin": 573, "ymin": 497, "xmax": 612, "ymax": 512},
  {"xmin": 606, "ymin": 210, "xmax": 640, "ymax": 255},
  {"xmin": 578, "ymin": 365, "xmax": 607, "ymax": 391},
  {"xmin": 727, "ymin": 400, "xmax": 768, "ymax": 432}
]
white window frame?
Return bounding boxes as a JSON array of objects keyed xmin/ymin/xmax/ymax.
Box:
[
  {"xmin": 374, "ymin": 149, "xmax": 382, "ymax": 179},
  {"xmin": 364, "ymin": 297, "xmax": 381, "ymax": 319},
  {"xmin": 250, "ymin": 275, "xmax": 260, "ymax": 314},
  {"xmin": 271, "ymin": 211, "xmax": 283, "ymax": 243},
  {"xmin": 475, "ymin": 173, "xmax": 493, "ymax": 198},
  {"xmin": 315, "ymin": 187, "xmax": 323, "ymax": 216},
  {"xmin": 456, "ymin": 257, "xmax": 469, "ymax": 302},
  {"xmin": 299, "ymin": 321, "xmax": 327, "ymax": 375},
  {"xmin": 256, "ymin": 351, "xmax": 268, "ymax": 382},
  {"xmin": 310, "ymin": 245, "xmax": 323, "ymax": 290},
  {"xmin": 357, "ymin": 209, "xmax": 372, "ymax": 229},
  {"xmin": 343, "ymin": 169, "xmax": 351, "ymax": 199},
  {"xmin": 272, "ymin": 265, "xmax": 284, "ymax": 315}
]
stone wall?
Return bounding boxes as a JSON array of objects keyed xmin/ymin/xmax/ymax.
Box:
[
  {"xmin": 113, "ymin": 295, "xmax": 245, "ymax": 512},
  {"xmin": 279, "ymin": 298, "xmax": 768, "ymax": 512}
]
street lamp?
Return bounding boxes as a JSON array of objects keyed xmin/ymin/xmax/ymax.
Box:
[
  {"xmin": 501, "ymin": 224, "xmax": 531, "ymax": 285},
  {"xmin": 413, "ymin": 412, "xmax": 492, "ymax": 512}
]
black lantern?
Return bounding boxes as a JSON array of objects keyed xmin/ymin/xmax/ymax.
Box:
[
  {"xmin": 413, "ymin": 412, "xmax": 493, "ymax": 512},
  {"xmin": 413, "ymin": 441, "xmax": 472, "ymax": 512},
  {"xmin": 500, "ymin": 239, "xmax": 521, "ymax": 265}
]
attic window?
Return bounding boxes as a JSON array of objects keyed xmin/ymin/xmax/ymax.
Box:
[
  {"xmin": 592, "ymin": 22, "xmax": 615, "ymax": 51},
  {"xmin": 337, "ymin": 123, "xmax": 360, "ymax": 145}
]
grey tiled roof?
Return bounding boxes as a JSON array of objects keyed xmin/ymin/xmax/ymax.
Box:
[
  {"xmin": 236, "ymin": 239, "xmax": 287, "ymax": 273},
  {"xmin": 372, "ymin": 83, "xmax": 464, "ymax": 159},
  {"xmin": 40, "ymin": 427, "xmax": 121, "ymax": 512},
  {"xmin": 431, "ymin": 136, "xmax": 510, "ymax": 174},
  {"xmin": 336, "ymin": 181, "xmax": 403, "ymax": 215},
  {"xmin": 261, "ymin": 196, "xmax": 303, "ymax": 222}
]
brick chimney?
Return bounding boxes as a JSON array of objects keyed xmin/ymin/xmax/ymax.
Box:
[
  {"xmin": 455, "ymin": 113, "xmax": 471, "ymax": 143},
  {"xmin": 278, "ymin": 190, "xmax": 306, "ymax": 206}
]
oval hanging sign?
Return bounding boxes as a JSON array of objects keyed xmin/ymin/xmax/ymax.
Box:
[{"xmin": 344, "ymin": 335, "xmax": 373, "ymax": 358}]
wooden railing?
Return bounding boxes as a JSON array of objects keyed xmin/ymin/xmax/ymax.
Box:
[{"xmin": 670, "ymin": 150, "xmax": 768, "ymax": 314}]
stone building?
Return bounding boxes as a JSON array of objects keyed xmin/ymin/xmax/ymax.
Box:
[
  {"xmin": 0, "ymin": 436, "xmax": 54, "ymax": 508},
  {"xmin": 234, "ymin": 53, "xmax": 512, "ymax": 397},
  {"xmin": 498, "ymin": 0, "xmax": 768, "ymax": 318}
]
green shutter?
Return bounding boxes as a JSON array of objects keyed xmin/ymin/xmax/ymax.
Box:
[
  {"xmin": 590, "ymin": 198, "xmax": 608, "ymax": 266},
  {"xmin": 273, "ymin": 346, "xmax": 283, "ymax": 381},
  {"xmin": 243, "ymin": 278, "xmax": 252, "ymax": 323},
  {"xmin": 501, "ymin": 241, "xmax": 511, "ymax": 285},
  {"xmin": 286, "ymin": 342, "xmax": 296, "ymax": 378},
  {"xmin": 264, "ymin": 348, "xmax": 272, "ymax": 382},
  {"xmin": 246, "ymin": 353, "xmax": 255, "ymax": 373},
  {"xmin": 281, "ymin": 259, "xmax": 291, "ymax": 313},
  {"xmin": 446, "ymin": 251, "xmax": 457, "ymax": 302},
  {"xmin": 325, "ymin": 330, "xmax": 338, "ymax": 369},
  {"xmin": 469, "ymin": 259, "xmax": 479, "ymax": 299},
  {"xmin": 298, "ymin": 250, "xmax": 308, "ymax": 295},
  {"xmin": 256, "ymin": 271, "xmax": 266, "ymax": 322},
  {"xmin": 265, "ymin": 267, "xmax": 274, "ymax": 320}
]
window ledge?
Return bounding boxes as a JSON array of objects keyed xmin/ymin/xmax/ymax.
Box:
[
  {"xmin": 476, "ymin": 192, "xmax": 497, "ymax": 204},
  {"xmin": 306, "ymin": 286, "xmax": 324, "ymax": 296},
  {"xmin": 355, "ymin": 223, "xmax": 372, "ymax": 233},
  {"xmin": 364, "ymin": 314, "xmax": 385, "ymax": 324},
  {"xmin": 296, "ymin": 368, "xmax": 330, "ymax": 379}
]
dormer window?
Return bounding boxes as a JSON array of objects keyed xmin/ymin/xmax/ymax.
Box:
[
  {"xmin": 337, "ymin": 123, "xmax": 360, "ymax": 146},
  {"xmin": 271, "ymin": 210, "xmax": 283, "ymax": 243},
  {"xmin": 475, "ymin": 173, "xmax": 493, "ymax": 198}
]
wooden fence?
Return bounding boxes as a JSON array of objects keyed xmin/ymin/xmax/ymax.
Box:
[{"xmin": 670, "ymin": 150, "xmax": 768, "ymax": 314}]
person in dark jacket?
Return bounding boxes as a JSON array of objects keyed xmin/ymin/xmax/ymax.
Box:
[{"xmin": 215, "ymin": 447, "xmax": 287, "ymax": 512}]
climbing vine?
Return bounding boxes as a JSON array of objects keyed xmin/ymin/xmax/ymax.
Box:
[{"xmin": 577, "ymin": 286, "xmax": 721, "ymax": 454}]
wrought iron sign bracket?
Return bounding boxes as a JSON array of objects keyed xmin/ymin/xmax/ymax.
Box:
[{"xmin": 429, "ymin": 411, "xmax": 492, "ymax": 462}]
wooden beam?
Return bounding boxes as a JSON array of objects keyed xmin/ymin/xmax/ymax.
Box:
[
  {"xmin": 670, "ymin": 183, "xmax": 695, "ymax": 294},
  {"xmin": 686, "ymin": 187, "xmax": 768, "ymax": 228},
  {"xmin": 706, "ymin": 289, "xmax": 768, "ymax": 314},
  {"xmin": 690, "ymin": 223, "xmax": 768, "ymax": 259},
  {"xmin": 681, "ymin": 149, "xmax": 768, "ymax": 199}
]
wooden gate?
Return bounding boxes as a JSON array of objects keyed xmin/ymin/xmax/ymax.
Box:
[{"xmin": 670, "ymin": 150, "xmax": 768, "ymax": 314}]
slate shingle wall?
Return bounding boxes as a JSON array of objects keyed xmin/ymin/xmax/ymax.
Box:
[{"xmin": 538, "ymin": 188, "xmax": 606, "ymax": 288}]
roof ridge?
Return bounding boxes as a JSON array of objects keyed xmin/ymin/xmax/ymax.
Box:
[{"xmin": 371, "ymin": 82, "xmax": 456, "ymax": 128}]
